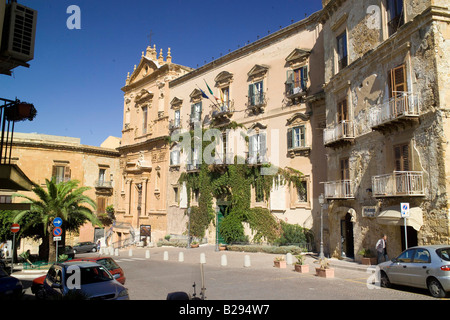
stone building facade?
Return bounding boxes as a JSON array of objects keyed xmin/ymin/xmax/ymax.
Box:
[
  {"xmin": 114, "ymin": 46, "xmax": 193, "ymax": 245},
  {"xmin": 165, "ymin": 12, "xmax": 326, "ymax": 244},
  {"xmin": 320, "ymin": 0, "xmax": 450, "ymax": 260},
  {"xmin": 3, "ymin": 132, "xmax": 121, "ymax": 249}
]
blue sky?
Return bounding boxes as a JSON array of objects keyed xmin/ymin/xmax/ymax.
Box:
[{"xmin": 1, "ymin": 0, "xmax": 322, "ymax": 147}]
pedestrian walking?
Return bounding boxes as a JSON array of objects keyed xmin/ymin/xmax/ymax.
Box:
[{"xmin": 376, "ymin": 234, "xmax": 388, "ymax": 264}]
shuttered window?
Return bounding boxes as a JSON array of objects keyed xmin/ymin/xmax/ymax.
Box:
[
  {"xmin": 287, "ymin": 126, "xmax": 306, "ymax": 149},
  {"xmin": 388, "ymin": 64, "xmax": 406, "ymax": 98},
  {"xmin": 337, "ymin": 99, "xmax": 348, "ymax": 123},
  {"xmin": 340, "ymin": 158, "xmax": 349, "ymax": 180},
  {"xmin": 394, "ymin": 143, "xmax": 410, "ymax": 171},
  {"xmin": 52, "ymin": 165, "xmax": 71, "ymax": 183},
  {"xmin": 97, "ymin": 197, "xmax": 106, "ymax": 214}
]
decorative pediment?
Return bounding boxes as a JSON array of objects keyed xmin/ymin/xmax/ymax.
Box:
[
  {"xmin": 128, "ymin": 57, "xmax": 160, "ymax": 85},
  {"xmin": 285, "ymin": 48, "xmax": 311, "ymax": 63},
  {"xmin": 170, "ymin": 97, "xmax": 183, "ymax": 108},
  {"xmin": 247, "ymin": 64, "xmax": 269, "ymax": 79},
  {"xmin": 214, "ymin": 71, "xmax": 233, "ymax": 85},
  {"xmin": 248, "ymin": 122, "xmax": 267, "ymax": 133},
  {"xmin": 189, "ymin": 88, "xmax": 204, "ymax": 101},
  {"xmin": 135, "ymin": 89, "xmax": 154, "ymax": 104},
  {"xmin": 287, "ymin": 112, "xmax": 310, "ymax": 125}
]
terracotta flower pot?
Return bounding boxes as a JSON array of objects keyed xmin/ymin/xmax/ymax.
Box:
[
  {"xmin": 315, "ymin": 267, "xmax": 334, "ymax": 278},
  {"xmin": 274, "ymin": 260, "xmax": 286, "ymax": 268},
  {"xmin": 294, "ymin": 264, "xmax": 309, "ymax": 273}
]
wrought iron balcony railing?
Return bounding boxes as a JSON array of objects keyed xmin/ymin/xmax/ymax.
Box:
[
  {"xmin": 248, "ymin": 92, "xmax": 266, "ymax": 108},
  {"xmin": 323, "ymin": 120, "xmax": 354, "ymax": 146},
  {"xmin": 323, "ymin": 180, "xmax": 355, "ymax": 199},
  {"xmin": 372, "ymin": 171, "xmax": 424, "ymax": 197},
  {"xmin": 369, "ymin": 92, "xmax": 420, "ymax": 129},
  {"xmin": 95, "ymin": 180, "xmax": 113, "ymax": 188},
  {"xmin": 212, "ymin": 100, "xmax": 234, "ymax": 119},
  {"xmin": 169, "ymin": 119, "xmax": 181, "ymax": 131}
]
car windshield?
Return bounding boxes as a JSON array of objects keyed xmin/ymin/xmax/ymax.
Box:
[
  {"xmin": 96, "ymin": 258, "xmax": 120, "ymax": 270},
  {"xmin": 436, "ymin": 248, "xmax": 450, "ymax": 261},
  {"xmin": 79, "ymin": 266, "xmax": 113, "ymax": 285}
]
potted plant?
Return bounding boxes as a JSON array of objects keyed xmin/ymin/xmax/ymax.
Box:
[
  {"xmin": 358, "ymin": 248, "xmax": 377, "ymax": 265},
  {"xmin": 219, "ymin": 243, "xmax": 227, "ymax": 251},
  {"xmin": 190, "ymin": 241, "xmax": 199, "ymax": 248},
  {"xmin": 294, "ymin": 255, "xmax": 309, "ymax": 273},
  {"xmin": 273, "ymin": 256, "xmax": 286, "ymax": 268},
  {"xmin": 315, "ymin": 258, "xmax": 334, "ymax": 278}
]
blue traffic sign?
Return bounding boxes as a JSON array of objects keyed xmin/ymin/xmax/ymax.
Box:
[
  {"xmin": 53, "ymin": 217, "xmax": 62, "ymax": 227},
  {"xmin": 52, "ymin": 227, "xmax": 62, "ymax": 237}
]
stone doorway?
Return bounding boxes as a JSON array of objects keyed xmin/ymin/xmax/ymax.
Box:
[{"xmin": 341, "ymin": 212, "xmax": 355, "ymax": 258}]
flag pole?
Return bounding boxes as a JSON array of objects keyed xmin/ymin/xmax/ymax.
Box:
[{"xmin": 196, "ymin": 84, "xmax": 220, "ymax": 109}]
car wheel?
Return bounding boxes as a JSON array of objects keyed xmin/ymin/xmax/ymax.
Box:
[
  {"xmin": 380, "ymin": 271, "xmax": 391, "ymax": 288},
  {"xmin": 92, "ymin": 247, "xmax": 97, "ymax": 252},
  {"xmin": 427, "ymin": 278, "xmax": 446, "ymax": 298}
]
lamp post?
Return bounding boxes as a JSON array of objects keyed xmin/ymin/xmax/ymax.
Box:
[{"xmin": 318, "ymin": 193, "xmax": 325, "ymax": 259}]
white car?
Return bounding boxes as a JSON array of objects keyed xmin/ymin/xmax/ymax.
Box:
[{"xmin": 378, "ymin": 245, "xmax": 450, "ymax": 298}]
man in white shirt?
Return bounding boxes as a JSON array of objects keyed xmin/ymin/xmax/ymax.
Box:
[{"xmin": 376, "ymin": 234, "xmax": 388, "ymax": 264}]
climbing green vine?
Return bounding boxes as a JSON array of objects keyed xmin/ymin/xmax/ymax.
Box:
[{"xmin": 176, "ymin": 125, "xmax": 307, "ymax": 243}]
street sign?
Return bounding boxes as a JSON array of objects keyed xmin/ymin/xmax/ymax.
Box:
[
  {"xmin": 400, "ymin": 202, "xmax": 410, "ymax": 218},
  {"xmin": 52, "ymin": 227, "xmax": 62, "ymax": 237},
  {"xmin": 53, "ymin": 217, "xmax": 63, "ymax": 227},
  {"xmin": 53, "ymin": 236, "xmax": 61, "ymax": 241},
  {"xmin": 10, "ymin": 223, "xmax": 20, "ymax": 233}
]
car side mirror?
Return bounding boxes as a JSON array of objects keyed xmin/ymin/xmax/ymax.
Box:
[{"xmin": 113, "ymin": 274, "xmax": 120, "ymax": 279}]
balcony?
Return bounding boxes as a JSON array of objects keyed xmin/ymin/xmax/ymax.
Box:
[
  {"xmin": 212, "ymin": 101, "xmax": 234, "ymax": 120},
  {"xmin": 95, "ymin": 180, "xmax": 113, "ymax": 189},
  {"xmin": 323, "ymin": 180, "xmax": 355, "ymax": 199},
  {"xmin": 247, "ymin": 92, "xmax": 266, "ymax": 113},
  {"xmin": 214, "ymin": 152, "xmax": 235, "ymax": 165},
  {"xmin": 323, "ymin": 120, "xmax": 354, "ymax": 148},
  {"xmin": 186, "ymin": 163, "xmax": 201, "ymax": 172},
  {"xmin": 189, "ymin": 112, "xmax": 202, "ymax": 125},
  {"xmin": 285, "ymin": 82, "xmax": 306, "ymax": 101},
  {"xmin": 246, "ymin": 151, "xmax": 268, "ymax": 166},
  {"xmin": 369, "ymin": 92, "xmax": 420, "ymax": 132},
  {"xmin": 169, "ymin": 119, "xmax": 181, "ymax": 131},
  {"xmin": 372, "ymin": 171, "xmax": 424, "ymax": 198}
]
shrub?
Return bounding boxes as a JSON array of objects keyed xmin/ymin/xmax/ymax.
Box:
[{"xmin": 276, "ymin": 221, "xmax": 307, "ymax": 246}]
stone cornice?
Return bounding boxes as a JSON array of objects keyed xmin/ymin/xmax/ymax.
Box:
[
  {"xmin": 169, "ymin": 10, "xmax": 322, "ymax": 88},
  {"xmin": 13, "ymin": 141, "xmax": 120, "ymax": 157}
]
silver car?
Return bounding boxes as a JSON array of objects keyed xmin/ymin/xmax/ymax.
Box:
[
  {"xmin": 42, "ymin": 261, "xmax": 129, "ymax": 300},
  {"xmin": 378, "ymin": 245, "xmax": 450, "ymax": 298}
]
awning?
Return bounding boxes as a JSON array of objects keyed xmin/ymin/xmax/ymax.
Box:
[{"xmin": 376, "ymin": 206, "xmax": 423, "ymax": 231}]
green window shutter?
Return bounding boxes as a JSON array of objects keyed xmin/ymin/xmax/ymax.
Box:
[{"xmin": 287, "ymin": 128, "xmax": 293, "ymax": 149}]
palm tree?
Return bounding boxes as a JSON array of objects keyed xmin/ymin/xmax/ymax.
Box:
[{"xmin": 13, "ymin": 178, "xmax": 102, "ymax": 262}]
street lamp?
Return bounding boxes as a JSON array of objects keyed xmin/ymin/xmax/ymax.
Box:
[{"xmin": 318, "ymin": 193, "xmax": 325, "ymax": 259}]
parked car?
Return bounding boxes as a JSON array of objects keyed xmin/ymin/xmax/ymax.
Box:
[
  {"xmin": 40, "ymin": 261, "xmax": 128, "ymax": 300},
  {"xmin": 73, "ymin": 242, "xmax": 97, "ymax": 253},
  {"xmin": 378, "ymin": 245, "xmax": 450, "ymax": 298},
  {"xmin": 71, "ymin": 257, "xmax": 125, "ymax": 284},
  {"xmin": 0, "ymin": 267, "xmax": 23, "ymax": 299},
  {"xmin": 32, "ymin": 256, "xmax": 126, "ymax": 298}
]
